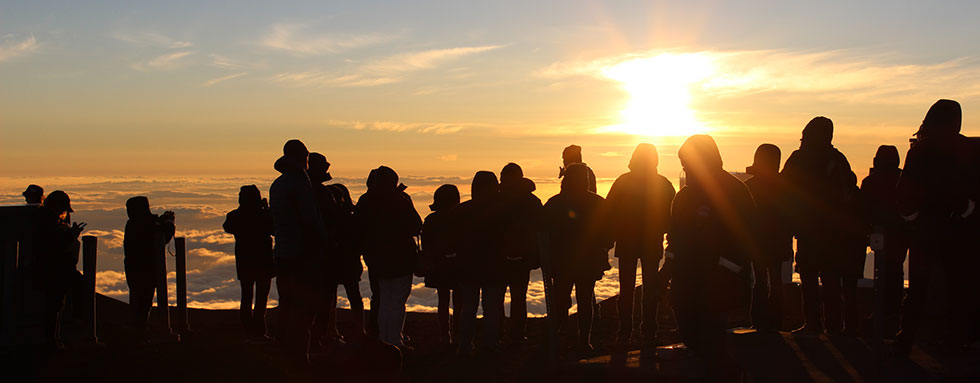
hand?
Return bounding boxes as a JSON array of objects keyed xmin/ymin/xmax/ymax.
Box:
[{"xmin": 70, "ymin": 222, "xmax": 87, "ymax": 237}]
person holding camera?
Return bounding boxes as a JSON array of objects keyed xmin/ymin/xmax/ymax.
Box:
[
  {"xmin": 33, "ymin": 190, "xmax": 86, "ymax": 351},
  {"xmin": 223, "ymin": 185, "xmax": 275, "ymax": 341},
  {"xmin": 123, "ymin": 196, "xmax": 175, "ymax": 336}
]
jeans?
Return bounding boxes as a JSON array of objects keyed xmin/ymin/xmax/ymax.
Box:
[
  {"xmin": 617, "ymin": 254, "xmax": 662, "ymax": 339},
  {"xmin": 377, "ymin": 274, "xmax": 413, "ymax": 347},
  {"xmin": 503, "ymin": 266, "xmax": 530, "ymax": 338},
  {"xmin": 275, "ymin": 259, "xmax": 318, "ymax": 365},
  {"xmin": 240, "ymin": 278, "xmax": 272, "ymax": 337},
  {"xmin": 554, "ymin": 277, "xmax": 596, "ymax": 344},
  {"xmin": 457, "ymin": 283, "xmax": 506, "ymax": 351},
  {"xmin": 751, "ymin": 261, "xmax": 784, "ymax": 330}
]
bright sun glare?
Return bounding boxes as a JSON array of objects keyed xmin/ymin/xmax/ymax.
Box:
[{"xmin": 601, "ymin": 53, "xmax": 715, "ymax": 137}]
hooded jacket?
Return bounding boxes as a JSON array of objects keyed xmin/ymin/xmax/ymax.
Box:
[
  {"xmin": 744, "ymin": 145, "xmax": 793, "ymax": 264},
  {"xmin": 496, "ymin": 177, "xmax": 544, "ymax": 270},
  {"xmin": 269, "ymin": 157, "xmax": 327, "ymax": 262},
  {"xmin": 124, "ymin": 196, "xmax": 175, "ymax": 279},
  {"xmin": 605, "ymin": 144, "xmax": 676, "ymax": 259},
  {"xmin": 355, "ymin": 166, "xmax": 423, "ymax": 279},
  {"xmin": 223, "ymin": 187, "xmax": 275, "ymax": 281},
  {"xmin": 453, "ymin": 171, "xmax": 503, "ymax": 285},
  {"xmin": 861, "ymin": 146, "xmax": 904, "ymax": 229},
  {"xmin": 543, "ymin": 164, "xmax": 612, "ymax": 281}
]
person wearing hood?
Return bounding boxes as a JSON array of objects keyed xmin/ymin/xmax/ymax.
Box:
[
  {"xmin": 859, "ymin": 145, "xmax": 907, "ymax": 336},
  {"xmin": 780, "ymin": 117, "xmax": 860, "ymax": 335},
  {"xmin": 326, "ymin": 183, "xmax": 366, "ymax": 341},
  {"xmin": 495, "ymin": 163, "xmax": 544, "ymax": 342},
  {"xmin": 24, "ymin": 184, "xmax": 44, "ymax": 204},
  {"xmin": 744, "ymin": 144, "xmax": 793, "ymax": 332},
  {"xmin": 123, "ymin": 196, "xmax": 175, "ymax": 335},
  {"xmin": 659, "ymin": 135, "xmax": 754, "ymax": 380},
  {"xmin": 223, "ymin": 185, "xmax": 275, "ymax": 340},
  {"xmin": 543, "ymin": 163, "xmax": 612, "ymax": 352},
  {"xmin": 605, "ymin": 143, "xmax": 675, "ymax": 346},
  {"xmin": 453, "ymin": 171, "xmax": 505, "ymax": 354},
  {"xmin": 896, "ymin": 99, "xmax": 980, "ymax": 352},
  {"xmin": 268, "ymin": 139, "xmax": 327, "ymax": 367},
  {"xmin": 32, "ymin": 190, "xmax": 85, "ymax": 350},
  {"xmin": 355, "ymin": 165, "xmax": 422, "ymax": 349},
  {"xmin": 420, "ymin": 184, "xmax": 461, "ymax": 344}
]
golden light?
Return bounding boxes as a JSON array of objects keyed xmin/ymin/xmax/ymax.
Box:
[{"xmin": 600, "ymin": 53, "xmax": 715, "ymax": 137}]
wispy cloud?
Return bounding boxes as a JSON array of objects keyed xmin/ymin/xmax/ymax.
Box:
[
  {"xmin": 132, "ymin": 50, "xmax": 195, "ymax": 71},
  {"xmin": 202, "ymin": 72, "xmax": 248, "ymax": 87},
  {"xmin": 113, "ymin": 32, "xmax": 192, "ymax": 49},
  {"xmin": 273, "ymin": 45, "xmax": 503, "ymax": 87},
  {"xmin": 259, "ymin": 23, "xmax": 397, "ymax": 56},
  {"xmin": 209, "ymin": 54, "xmax": 245, "ymax": 69},
  {"xmin": 0, "ymin": 34, "xmax": 39, "ymax": 63},
  {"xmin": 326, "ymin": 120, "xmax": 481, "ymax": 135}
]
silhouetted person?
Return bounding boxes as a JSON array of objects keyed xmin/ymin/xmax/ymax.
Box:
[
  {"xmin": 308, "ymin": 152, "xmax": 343, "ymax": 347},
  {"xmin": 896, "ymin": 99, "xmax": 980, "ymax": 352},
  {"xmin": 781, "ymin": 117, "xmax": 859, "ymax": 335},
  {"xmin": 355, "ymin": 166, "xmax": 422, "ymax": 349},
  {"xmin": 223, "ymin": 185, "xmax": 275, "ymax": 340},
  {"xmin": 269, "ymin": 139, "xmax": 327, "ymax": 369},
  {"xmin": 744, "ymin": 144, "xmax": 793, "ymax": 331},
  {"xmin": 327, "ymin": 183, "xmax": 366, "ymax": 341},
  {"xmin": 860, "ymin": 145, "xmax": 907, "ymax": 336},
  {"xmin": 543, "ymin": 163, "xmax": 611, "ymax": 352},
  {"xmin": 420, "ymin": 184, "xmax": 462, "ymax": 344},
  {"xmin": 605, "ymin": 143, "xmax": 675, "ymax": 346},
  {"xmin": 24, "ymin": 184, "xmax": 44, "ymax": 204},
  {"xmin": 454, "ymin": 171, "xmax": 505, "ymax": 354},
  {"xmin": 660, "ymin": 135, "xmax": 753, "ymax": 381},
  {"xmin": 32, "ymin": 190, "xmax": 85, "ymax": 350},
  {"xmin": 123, "ymin": 196, "xmax": 175, "ymax": 335},
  {"xmin": 559, "ymin": 144, "xmax": 598, "ymax": 194},
  {"xmin": 495, "ymin": 163, "xmax": 543, "ymax": 343}
]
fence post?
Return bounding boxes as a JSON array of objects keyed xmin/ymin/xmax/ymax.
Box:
[
  {"xmin": 81, "ymin": 236, "xmax": 98, "ymax": 343},
  {"xmin": 153, "ymin": 232, "xmax": 172, "ymax": 336},
  {"xmin": 1, "ymin": 240, "xmax": 17, "ymax": 345},
  {"xmin": 174, "ymin": 237, "xmax": 189, "ymax": 333}
]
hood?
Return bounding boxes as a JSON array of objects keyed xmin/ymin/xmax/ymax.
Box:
[
  {"xmin": 368, "ymin": 166, "xmax": 399, "ymax": 192},
  {"xmin": 562, "ymin": 144, "xmax": 583, "ymax": 166},
  {"xmin": 746, "ymin": 143, "xmax": 781, "ymax": 175},
  {"xmin": 872, "ymin": 145, "xmax": 900, "ymax": 172},
  {"xmin": 801, "ymin": 117, "xmax": 833, "ymax": 149},
  {"xmin": 678, "ymin": 135, "xmax": 723, "ymax": 179},
  {"xmin": 470, "ymin": 171, "xmax": 499, "ymax": 201},
  {"xmin": 239, "ymin": 185, "xmax": 263, "ymax": 208},
  {"xmin": 916, "ymin": 99, "xmax": 961, "ymax": 138},
  {"xmin": 628, "ymin": 143, "xmax": 659, "ymax": 172},
  {"xmin": 560, "ymin": 163, "xmax": 590, "ymax": 193},
  {"xmin": 126, "ymin": 196, "xmax": 152, "ymax": 219},
  {"xmin": 430, "ymin": 184, "xmax": 460, "ymax": 212}
]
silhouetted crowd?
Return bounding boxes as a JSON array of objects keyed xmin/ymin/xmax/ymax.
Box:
[{"xmin": 24, "ymin": 99, "xmax": 980, "ymax": 379}]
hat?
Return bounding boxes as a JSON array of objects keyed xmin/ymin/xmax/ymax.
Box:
[
  {"xmin": 801, "ymin": 117, "xmax": 833, "ymax": 147},
  {"xmin": 430, "ymin": 184, "xmax": 460, "ymax": 211},
  {"xmin": 562, "ymin": 145, "xmax": 583, "ymax": 164},
  {"xmin": 746, "ymin": 144, "xmax": 781, "ymax": 175},
  {"xmin": 628, "ymin": 143, "xmax": 659, "ymax": 171},
  {"xmin": 44, "ymin": 190, "xmax": 73, "ymax": 213},
  {"xmin": 916, "ymin": 99, "xmax": 962, "ymax": 137},
  {"xmin": 283, "ymin": 139, "xmax": 309, "ymax": 160}
]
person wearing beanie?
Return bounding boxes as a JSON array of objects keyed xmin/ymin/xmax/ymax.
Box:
[
  {"xmin": 605, "ymin": 143, "xmax": 676, "ymax": 347},
  {"xmin": 495, "ymin": 162, "xmax": 543, "ymax": 343},
  {"xmin": 355, "ymin": 165, "xmax": 422, "ymax": 349},
  {"xmin": 659, "ymin": 135, "xmax": 754, "ymax": 381},
  {"xmin": 744, "ymin": 144, "xmax": 793, "ymax": 332},
  {"xmin": 559, "ymin": 144, "xmax": 598, "ymax": 193},
  {"xmin": 896, "ymin": 99, "xmax": 980, "ymax": 353},
  {"xmin": 542, "ymin": 163, "xmax": 611, "ymax": 352},
  {"xmin": 859, "ymin": 145, "xmax": 906, "ymax": 336},
  {"xmin": 268, "ymin": 139, "xmax": 328, "ymax": 369},
  {"xmin": 780, "ymin": 117, "xmax": 860, "ymax": 336},
  {"xmin": 420, "ymin": 184, "xmax": 461, "ymax": 344},
  {"xmin": 23, "ymin": 184, "xmax": 44, "ymax": 204},
  {"xmin": 223, "ymin": 185, "xmax": 275, "ymax": 340}
]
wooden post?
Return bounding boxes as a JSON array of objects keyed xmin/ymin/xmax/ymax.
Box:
[
  {"xmin": 1, "ymin": 240, "xmax": 17, "ymax": 345},
  {"xmin": 153, "ymin": 232, "xmax": 171, "ymax": 334},
  {"xmin": 173, "ymin": 237, "xmax": 189, "ymax": 333},
  {"xmin": 81, "ymin": 236, "xmax": 98, "ymax": 343}
]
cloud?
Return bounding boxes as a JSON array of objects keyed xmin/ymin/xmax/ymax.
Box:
[
  {"xmin": 202, "ymin": 72, "xmax": 247, "ymax": 87},
  {"xmin": 0, "ymin": 34, "xmax": 38, "ymax": 63},
  {"xmin": 209, "ymin": 54, "xmax": 245, "ymax": 69},
  {"xmin": 113, "ymin": 32, "xmax": 192, "ymax": 49},
  {"xmin": 326, "ymin": 120, "xmax": 479, "ymax": 135},
  {"xmin": 132, "ymin": 51, "xmax": 195, "ymax": 71},
  {"xmin": 259, "ymin": 23, "xmax": 397, "ymax": 56},
  {"xmin": 272, "ymin": 45, "xmax": 503, "ymax": 87}
]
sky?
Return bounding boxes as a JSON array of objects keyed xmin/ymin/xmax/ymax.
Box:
[{"xmin": 0, "ymin": 1, "xmax": 969, "ymax": 310}]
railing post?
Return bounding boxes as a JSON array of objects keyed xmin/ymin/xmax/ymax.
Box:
[
  {"xmin": 153, "ymin": 232, "xmax": 172, "ymax": 336},
  {"xmin": 81, "ymin": 235, "xmax": 98, "ymax": 344},
  {"xmin": 1, "ymin": 240, "xmax": 17, "ymax": 345},
  {"xmin": 174, "ymin": 237, "xmax": 189, "ymax": 333}
]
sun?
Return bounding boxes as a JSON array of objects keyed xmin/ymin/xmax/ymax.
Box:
[{"xmin": 600, "ymin": 53, "xmax": 715, "ymax": 137}]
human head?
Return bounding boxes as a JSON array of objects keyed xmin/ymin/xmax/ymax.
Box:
[
  {"xmin": 239, "ymin": 185, "xmax": 262, "ymax": 207},
  {"xmin": 872, "ymin": 145, "xmax": 900, "ymax": 170},
  {"xmin": 370, "ymin": 166, "xmax": 399, "ymax": 191},
  {"xmin": 747, "ymin": 144, "xmax": 781, "ymax": 176},
  {"xmin": 307, "ymin": 152, "xmax": 332, "ymax": 183},
  {"xmin": 470, "ymin": 171, "xmax": 499, "ymax": 201},
  {"xmin": 23, "ymin": 184, "xmax": 44, "ymax": 204},
  {"xmin": 500, "ymin": 162, "xmax": 524, "ymax": 186},
  {"xmin": 126, "ymin": 196, "xmax": 152, "ymax": 219},
  {"xmin": 801, "ymin": 117, "xmax": 833, "ymax": 148},
  {"xmin": 916, "ymin": 99, "xmax": 961, "ymax": 138},
  {"xmin": 430, "ymin": 184, "xmax": 461, "ymax": 212},
  {"xmin": 562, "ymin": 145, "xmax": 583, "ymax": 166},
  {"xmin": 283, "ymin": 139, "xmax": 310, "ymax": 170},
  {"xmin": 678, "ymin": 135, "xmax": 723, "ymax": 176},
  {"xmin": 560, "ymin": 163, "xmax": 590, "ymax": 193},
  {"xmin": 42, "ymin": 190, "xmax": 73, "ymax": 216},
  {"xmin": 628, "ymin": 143, "xmax": 659, "ymax": 172}
]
